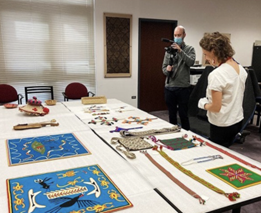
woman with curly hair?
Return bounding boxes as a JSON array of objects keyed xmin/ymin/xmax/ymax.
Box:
[{"xmin": 198, "ymin": 32, "xmax": 247, "ymax": 147}]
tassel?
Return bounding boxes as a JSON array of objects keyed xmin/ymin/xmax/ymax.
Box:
[
  {"xmin": 193, "ymin": 194, "xmax": 206, "ymax": 205},
  {"xmin": 225, "ymin": 192, "xmax": 240, "ymax": 201},
  {"xmin": 152, "ymin": 146, "xmax": 158, "ymax": 150}
]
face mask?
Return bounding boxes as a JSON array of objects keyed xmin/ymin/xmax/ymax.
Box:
[{"xmin": 174, "ymin": 37, "xmax": 183, "ymax": 45}]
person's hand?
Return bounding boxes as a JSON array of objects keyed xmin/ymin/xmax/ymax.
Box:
[
  {"xmin": 171, "ymin": 43, "xmax": 181, "ymax": 52},
  {"xmin": 198, "ymin": 97, "xmax": 209, "ymax": 110},
  {"xmin": 166, "ymin": 65, "xmax": 173, "ymax": 72}
]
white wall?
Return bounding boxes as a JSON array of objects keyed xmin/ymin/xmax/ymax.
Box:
[{"xmin": 94, "ymin": 0, "xmax": 261, "ymax": 107}]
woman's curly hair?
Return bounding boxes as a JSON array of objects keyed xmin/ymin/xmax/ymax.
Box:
[{"xmin": 199, "ymin": 32, "xmax": 235, "ymax": 64}]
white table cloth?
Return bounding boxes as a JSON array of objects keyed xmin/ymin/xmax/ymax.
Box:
[
  {"xmin": 0, "ymin": 101, "xmax": 177, "ymax": 213},
  {"xmin": 2, "ymin": 99, "xmax": 261, "ymax": 213}
]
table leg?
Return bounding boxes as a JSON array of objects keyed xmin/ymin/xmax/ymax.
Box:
[{"xmin": 232, "ymin": 207, "xmax": 241, "ymax": 213}]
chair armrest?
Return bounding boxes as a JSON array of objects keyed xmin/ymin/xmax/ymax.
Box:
[
  {"xmin": 18, "ymin": 94, "xmax": 24, "ymax": 104},
  {"xmin": 88, "ymin": 91, "xmax": 95, "ymax": 97},
  {"xmin": 62, "ymin": 92, "xmax": 68, "ymax": 101},
  {"xmin": 256, "ymin": 96, "xmax": 261, "ymax": 103}
]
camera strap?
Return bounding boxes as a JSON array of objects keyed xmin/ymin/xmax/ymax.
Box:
[{"xmin": 172, "ymin": 62, "xmax": 179, "ymax": 79}]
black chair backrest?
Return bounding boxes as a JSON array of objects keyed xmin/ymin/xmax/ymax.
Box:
[
  {"xmin": 25, "ymin": 86, "xmax": 54, "ymax": 103},
  {"xmin": 241, "ymin": 69, "xmax": 261, "ymax": 131},
  {"xmin": 187, "ymin": 66, "xmax": 215, "ymax": 138},
  {"xmin": 188, "ymin": 66, "xmax": 215, "ymax": 117}
]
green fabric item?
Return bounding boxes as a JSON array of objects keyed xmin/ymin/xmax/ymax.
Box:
[
  {"xmin": 160, "ymin": 137, "xmax": 195, "ymax": 150},
  {"xmin": 207, "ymin": 163, "xmax": 261, "ymax": 190}
]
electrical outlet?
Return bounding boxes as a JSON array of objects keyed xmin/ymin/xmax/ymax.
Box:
[{"xmin": 131, "ymin": 96, "xmax": 136, "ymax": 99}]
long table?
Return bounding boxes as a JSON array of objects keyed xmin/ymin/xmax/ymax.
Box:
[
  {"xmin": 1, "ymin": 99, "xmax": 261, "ymax": 213},
  {"xmin": 0, "ymin": 100, "xmax": 176, "ymax": 213}
]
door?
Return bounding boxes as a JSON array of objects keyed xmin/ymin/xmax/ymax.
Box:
[{"xmin": 138, "ymin": 19, "xmax": 177, "ymax": 112}]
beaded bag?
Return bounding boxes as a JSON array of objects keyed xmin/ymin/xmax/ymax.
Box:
[{"xmin": 111, "ymin": 137, "xmax": 153, "ymax": 159}]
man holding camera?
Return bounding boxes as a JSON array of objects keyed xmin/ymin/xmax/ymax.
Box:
[{"xmin": 162, "ymin": 25, "xmax": 196, "ymax": 130}]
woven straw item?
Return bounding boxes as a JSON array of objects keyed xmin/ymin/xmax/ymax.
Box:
[{"xmin": 81, "ymin": 96, "xmax": 107, "ymax": 105}]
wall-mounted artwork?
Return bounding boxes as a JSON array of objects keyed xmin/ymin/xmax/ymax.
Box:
[
  {"xmin": 201, "ymin": 33, "xmax": 231, "ymax": 66},
  {"xmin": 104, "ymin": 13, "xmax": 132, "ymax": 78}
]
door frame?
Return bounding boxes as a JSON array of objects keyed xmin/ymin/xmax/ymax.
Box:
[{"xmin": 138, "ymin": 18, "xmax": 177, "ymax": 110}]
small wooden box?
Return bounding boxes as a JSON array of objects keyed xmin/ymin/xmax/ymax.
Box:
[{"xmin": 81, "ymin": 96, "xmax": 107, "ymax": 105}]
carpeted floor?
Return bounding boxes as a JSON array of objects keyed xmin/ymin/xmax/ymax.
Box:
[{"xmin": 150, "ymin": 110, "xmax": 261, "ymax": 213}]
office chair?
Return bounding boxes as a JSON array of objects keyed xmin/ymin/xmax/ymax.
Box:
[
  {"xmin": 188, "ymin": 66, "xmax": 214, "ymax": 138},
  {"xmin": 62, "ymin": 82, "xmax": 95, "ymax": 101},
  {"xmin": 0, "ymin": 84, "xmax": 24, "ymax": 105},
  {"xmin": 247, "ymin": 68, "xmax": 261, "ymax": 130},
  {"xmin": 188, "ymin": 67, "xmax": 258, "ymax": 144},
  {"xmin": 232, "ymin": 68, "xmax": 260, "ymax": 143},
  {"xmin": 25, "ymin": 86, "xmax": 54, "ymax": 103}
]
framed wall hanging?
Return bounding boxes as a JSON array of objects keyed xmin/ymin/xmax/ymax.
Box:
[{"xmin": 104, "ymin": 13, "xmax": 132, "ymax": 78}]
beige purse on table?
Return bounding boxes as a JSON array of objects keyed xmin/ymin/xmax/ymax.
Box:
[{"xmin": 111, "ymin": 137, "xmax": 153, "ymax": 159}]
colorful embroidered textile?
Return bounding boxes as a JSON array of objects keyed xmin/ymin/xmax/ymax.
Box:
[
  {"xmin": 6, "ymin": 133, "xmax": 91, "ymax": 166},
  {"xmin": 149, "ymin": 136, "xmax": 195, "ymax": 150},
  {"xmin": 6, "ymin": 165, "xmax": 133, "ymax": 213},
  {"xmin": 84, "ymin": 105, "xmax": 109, "ymax": 113},
  {"xmin": 88, "ymin": 116, "xmax": 119, "ymax": 126},
  {"xmin": 193, "ymin": 135, "xmax": 261, "ymax": 172},
  {"xmin": 120, "ymin": 126, "xmax": 181, "ymax": 137},
  {"xmin": 207, "ymin": 163, "xmax": 261, "ymax": 190},
  {"xmin": 160, "ymin": 137, "xmax": 196, "ymax": 150},
  {"xmin": 153, "ymin": 146, "xmax": 240, "ymax": 201},
  {"xmin": 109, "ymin": 126, "xmax": 143, "ymax": 133},
  {"xmin": 92, "ymin": 112, "xmax": 110, "ymax": 116},
  {"xmin": 122, "ymin": 116, "xmax": 157, "ymax": 125},
  {"xmin": 141, "ymin": 151, "xmax": 205, "ymax": 204}
]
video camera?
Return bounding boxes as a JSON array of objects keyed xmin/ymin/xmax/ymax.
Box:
[{"xmin": 161, "ymin": 38, "xmax": 177, "ymax": 55}]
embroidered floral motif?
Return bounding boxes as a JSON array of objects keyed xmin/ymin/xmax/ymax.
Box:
[
  {"xmin": 220, "ymin": 167, "xmax": 254, "ymax": 183},
  {"xmin": 153, "ymin": 146, "xmax": 240, "ymax": 201}
]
